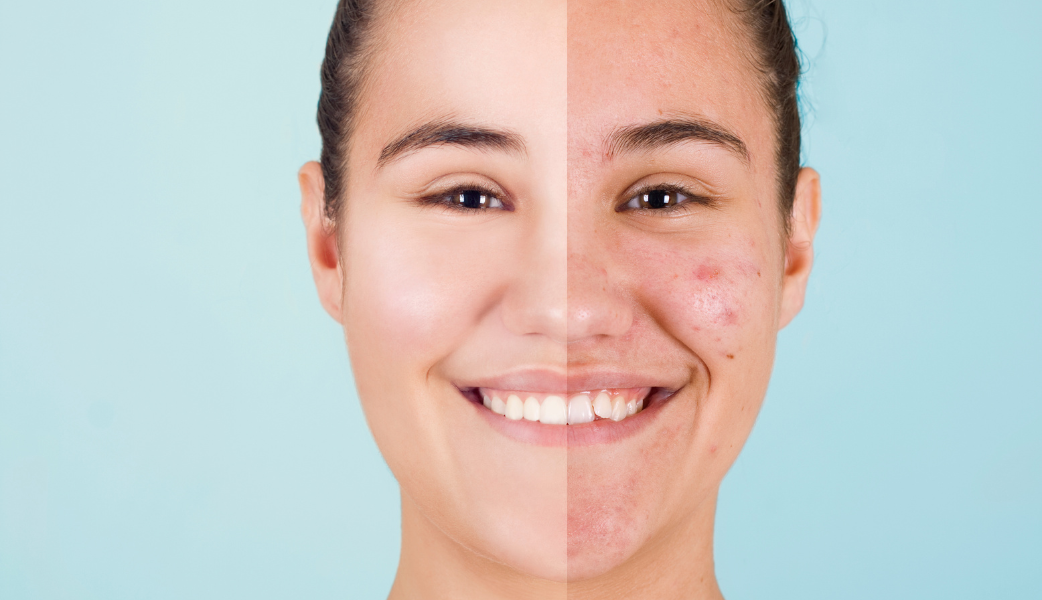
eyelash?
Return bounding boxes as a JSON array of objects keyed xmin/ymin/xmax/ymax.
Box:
[
  {"xmin": 418, "ymin": 183, "xmax": 709, "ymax": 214},
  {"xmin": 419, "ymin": 184, "xmax": 510, "ymax": 212},
  {"xmin": 617, "ymin": 184, "xmax": 714, "ymax": 213}
]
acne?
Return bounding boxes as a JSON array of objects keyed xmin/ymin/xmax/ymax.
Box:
[
  {"xmin": 690, "ymin": 286, "xmax": 739, "ymax": 327},
  {"xmin": 567, "ymin": 415, "xmax": 691, "ymax": 567},
  {"xmin": 695, "ymin": 263, "xmax": 722, "ymax": 282},
  {"xmin": 687, "ymin": 260, "xmax": 750, "ymax": 328}
]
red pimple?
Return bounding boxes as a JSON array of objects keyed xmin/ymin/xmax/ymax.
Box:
[{"xmin": 695, "ymin": 264, "xmax": 721, "ymax": 281}]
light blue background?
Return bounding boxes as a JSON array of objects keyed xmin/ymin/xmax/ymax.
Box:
[{"xmin": 1, "ymin": 1, "xmax": 1039, "ymax": 598}]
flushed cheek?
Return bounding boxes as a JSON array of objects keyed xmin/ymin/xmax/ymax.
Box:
[
  {"xmin": 645, "ymin": 256, "xmax": 762, "ymax": 337},
  {"xmin": 689, "ymin": 284, "xmax": 739, "ymax": 328},
  {"xmin": 343, "ymin": 226, "xmax": 497, "ymax": 360}
]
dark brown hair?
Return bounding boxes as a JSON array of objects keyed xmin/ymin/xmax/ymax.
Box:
[
  {"xmin": 729, "ymin": 0, "xmax": 803, "ymax": 231},
  {"xmin": 316, "ymin": 0, "xmax": 802, "ymax": 227},
  {"xmin": 317, "ymin": 0, "xmax": 383, "ymax": 221}
]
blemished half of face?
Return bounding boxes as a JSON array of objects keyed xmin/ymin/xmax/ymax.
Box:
[
  {"xmin": 566, "ymin": 0, "xmax": 791, "ymax": 581},
  {"xmin": 302, "ymin": 0, "xmax": 820, "ymax": 591}
]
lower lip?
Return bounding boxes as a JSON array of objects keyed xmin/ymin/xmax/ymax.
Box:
[{"xmin": 468, "ymin": 391, "xmax": 671, "ymax": 447}]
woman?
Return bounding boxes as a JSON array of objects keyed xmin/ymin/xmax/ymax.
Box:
[{"xmin": 299, "ymin": 0, "xmax": 821, "ymax": 597}]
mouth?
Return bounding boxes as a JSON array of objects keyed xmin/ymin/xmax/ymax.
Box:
[
  {"xmin": 456, "ymin": 370, "xmax": 684, "ymax": 446},
  {"xmin": 461, "ymin": 387, "xmax": 659, "ymax": 425}
]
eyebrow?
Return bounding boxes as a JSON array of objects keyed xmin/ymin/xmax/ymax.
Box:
[
  {"xmin": 605, "ymin": 117, "xmax": 749, "ymax": 163},
  {"xmin": 377, "ymin": 119, "xmax": 527, "ymax": 168}
]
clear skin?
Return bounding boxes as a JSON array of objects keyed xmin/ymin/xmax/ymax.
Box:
[{"xmin": 300, "ymin": 0, "xmax": 821, "ymax": 598}]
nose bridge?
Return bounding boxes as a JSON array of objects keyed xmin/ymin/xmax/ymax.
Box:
[
  {"xmin": 566, "ymin": 219, "xmax": 633, "ymax": 342},
  {"xmin": 500, "ymin": 183, "xmax": 568, "ymax": 344}
]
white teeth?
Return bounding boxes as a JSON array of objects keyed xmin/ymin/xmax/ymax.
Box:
[
  {"xmin": 593, "ymin": 392, "xmax": 612, "ymax": 419},
  {"xmin": 540, "ymin": 395, "xmax": 568, "ymax": 425},
  {"xmin": 610, "ymin": 397, "xmax": 628, "ymax": 422},
  {"xmin": 567, "ymin": 394, "xmax": 594, "ymax": 425},
  {"xmin": 523, "ymin": 396, "xmax": 540, "ymax": 421},
  {"xmin": 505, "ymin": 394, "xmax": 524, "ymax": 420},
  {"xmin": 480, "ymin": 389, "xmax": 648, "ymax": 424}
]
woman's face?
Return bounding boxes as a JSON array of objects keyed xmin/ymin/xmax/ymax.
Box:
[{"xmin": 303, "ymin": 0, "xmax": 819, "ymax": 585}]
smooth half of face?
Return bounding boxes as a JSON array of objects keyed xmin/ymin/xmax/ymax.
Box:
[
  {"xmin": 565, "ymin": 0, "xmax": 821, "ymax": 585},
  {"xmin": 304, "ymin": 0, "xmax": 571, "ymax": 585}
]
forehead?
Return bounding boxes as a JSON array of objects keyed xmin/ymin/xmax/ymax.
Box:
[
  {"xmin": 352, "ymin": 0, "xmax": 566, "ymax": 163},
  {"xmin": 567, "ymin": 0, "xmax": 773, "ymax": 167}
]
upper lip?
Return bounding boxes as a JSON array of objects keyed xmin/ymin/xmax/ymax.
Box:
[
  {"xmin": 565, "ymin": 369, "xmax": 676, "ymax": 393},
  {"xmin": 457, "ymin": 367, "xmax": 683, "ymax": 395},
  {"xmin": 457, "ymin": 368, "xmax": 566, "ymax": 393}
]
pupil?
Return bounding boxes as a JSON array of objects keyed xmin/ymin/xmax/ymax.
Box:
[
  {"xmin": 644, "ymin": 190, "xmax": 672, "ymax": 209},
  {"xmin": 458, "ymin": 190, "xmax": 487, "ymax": 208}
]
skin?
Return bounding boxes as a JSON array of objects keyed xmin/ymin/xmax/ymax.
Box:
[
  {"xmin": 305, "ymin": 0, "xmax": 569, "ymax": 597},
  {"xmin": 301, "ymin": 0, "xmax": 821, "ymax": 598},
  {"xmin": 564, "ymin": 0, "xmax": 819, "ymax": 596}
]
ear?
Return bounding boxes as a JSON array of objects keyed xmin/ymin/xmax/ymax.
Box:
[
  {"xmin": 299, "ymin": 161, "xmax": 345, "ymax": 323},
  {"xmin": 778, "ymin": 167, "xmax": 822, "ymax": 330}
]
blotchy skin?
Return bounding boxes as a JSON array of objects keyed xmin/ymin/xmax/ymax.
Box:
[{"xmin": 564, "ymin": 0, "xmax": 817, "ymax": 594}]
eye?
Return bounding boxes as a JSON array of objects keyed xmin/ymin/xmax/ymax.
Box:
[
  {"xmin": 620, "ymin": 187, "xmax": 692, "ymax": 211},
  {"xmin": 425, "ymin": 186, "xmax": 507, "ymax": 211}
]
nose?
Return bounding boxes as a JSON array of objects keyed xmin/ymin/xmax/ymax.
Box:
[
  {"xmin": 566, "ymin": 247, "xmax": 633, "ymax": 343},
  {"xmin": 500, "ymin": 209, "xmax": 568, "ymax": 344}
]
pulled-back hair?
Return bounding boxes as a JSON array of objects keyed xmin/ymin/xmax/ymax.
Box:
[
  {"xmin": 316, "ymin": 0, "xmax": 802, "ymax": 228},
  {"xmin": 316, "ymin": 0, "xmax": 383, "ymax": 221},
  {"xmin": 729, "ymin": 0, "xmax": 803, "ymax": 231}
]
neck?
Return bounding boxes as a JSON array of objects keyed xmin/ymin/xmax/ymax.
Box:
[{"xmin": 389, "ymin": 491, "xmax": 723, "ymax": 600}]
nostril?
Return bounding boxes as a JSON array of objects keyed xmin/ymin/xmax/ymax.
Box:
[{"xmin": 566, "ymin": 297, "xmax": 633, "ymax": 342}]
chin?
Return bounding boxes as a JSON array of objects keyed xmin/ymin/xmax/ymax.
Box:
[
  {"xmin": 565, "ymin": 486, "xmax": 653, "ymax": 582},
  {"xmin": 469, "ymin": 504, "xmax": 570, "ymax": 582}
]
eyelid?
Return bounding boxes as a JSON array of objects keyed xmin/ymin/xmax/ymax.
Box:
[
  {"xmin": 616, "ymin": 183, "xmax": 717, "ymax": 212},
  {"xmin": 418, "ymin": 181, "xmax": 514, "ymax": 212}
]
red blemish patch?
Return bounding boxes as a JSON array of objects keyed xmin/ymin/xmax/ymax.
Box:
[
  {"xmin": 695, "ymin": 263, "xmax": 721, "ymax": 281},
  {"xmin": 709, "ymin": 444, "xmax": 718, "ymax": 454}
]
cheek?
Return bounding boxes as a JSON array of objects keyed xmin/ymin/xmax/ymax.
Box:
[
  {"xmin": 342, "ymin": 221, "xmax": 494, "ymax": 363},
  {"xmin": 689, "ymin": 264, "xmax": 740, "ymax": 328},
  {"xmin": 633, "ymin": 241, "xmax": 767, "ymax": 344}
]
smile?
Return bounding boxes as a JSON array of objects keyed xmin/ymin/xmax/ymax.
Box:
[
  {"xmin": 457, "ymin": 371, "xmax": 683, "ymax": 445},
  {"xmin": 475, "ymin": 388, "xmax": 650, "ymax": 424}
]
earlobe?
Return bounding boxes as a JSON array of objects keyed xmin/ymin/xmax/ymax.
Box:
[
  {"xmin": 299, "ymin": 161, "xmax": 345, "ymax": 323},
  {"xmin": 778, "ymin": 167, "xmax": 822, "ymax": 330}
]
